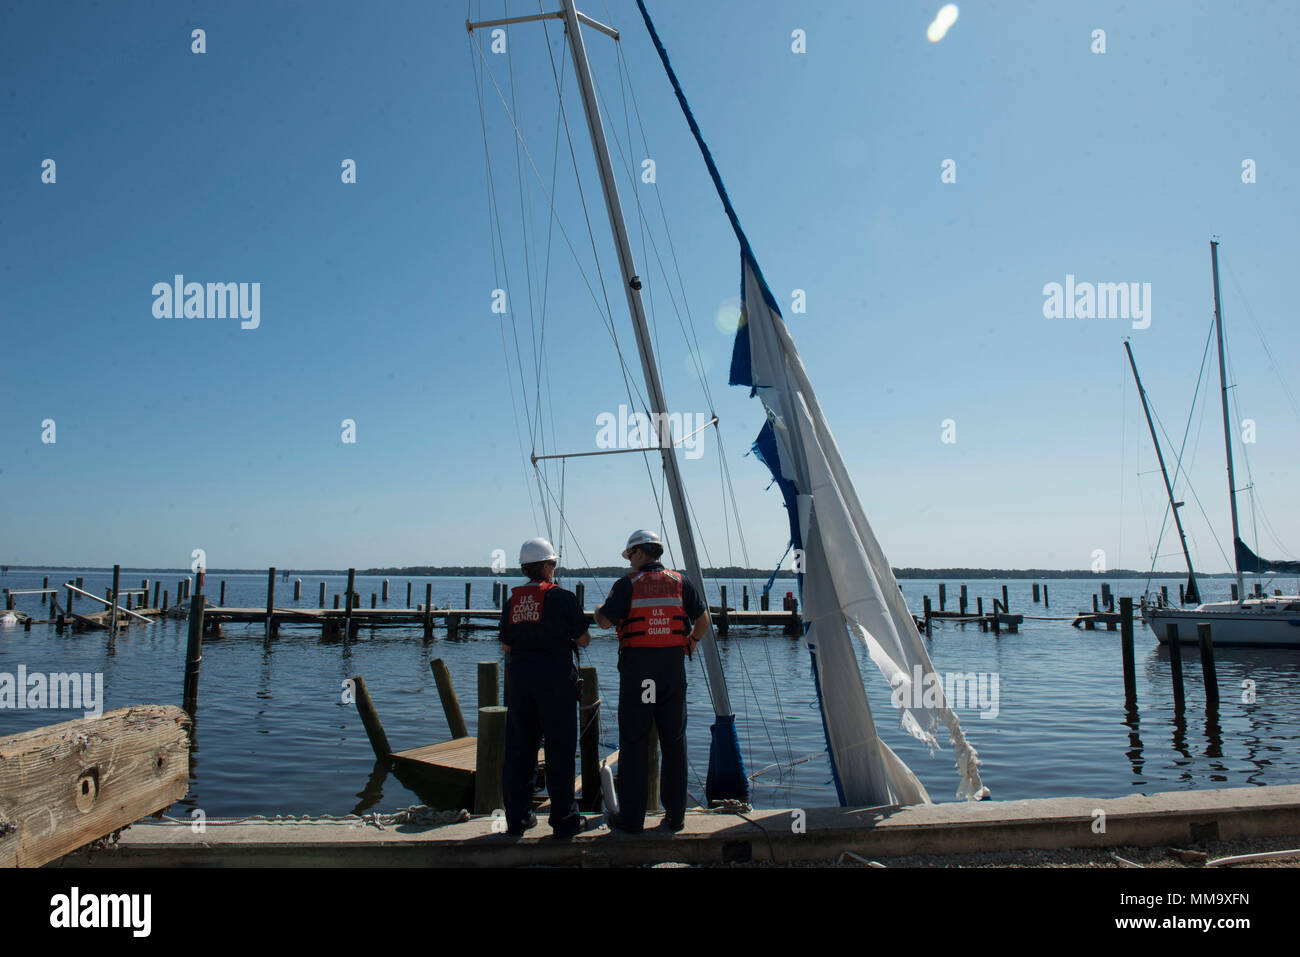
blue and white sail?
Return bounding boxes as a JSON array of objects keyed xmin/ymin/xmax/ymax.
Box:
[{"xmin": 637, "ymin": 0, "xmax": 986, "ymax": 805}]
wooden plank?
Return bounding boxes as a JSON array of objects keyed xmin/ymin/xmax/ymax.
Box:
[
  {"xmin": 392, "ymin": 737, "xmax": 547, "ymax": 775},
  {"xmin": 0, "ymin": 705, "xmax": 190, "ymax": 868},
  {"xmin": 392, "ymin": 737, "xmax": 480, "ymax": 771}
]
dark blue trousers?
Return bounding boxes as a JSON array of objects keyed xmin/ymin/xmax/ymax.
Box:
[
  {"xmin": 502, "ymin": 653, "xmax": 581, "ymax": 831},
  {"xmin": 616, "ymin": 646, "xmax": 688, "ymax": 829}
]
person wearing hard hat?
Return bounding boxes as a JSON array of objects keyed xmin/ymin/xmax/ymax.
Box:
[
  {"xmin": 499, "ymin": 537, "xmax": 592, "ymax": 838},
  {"xmin": 594, "ymin": 529, "xmax": 709, "ymax": 834}
]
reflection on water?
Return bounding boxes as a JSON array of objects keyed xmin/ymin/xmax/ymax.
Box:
[{"xmin": 1, "ymin": 570, "xmax": 1297, "ymax": 816}]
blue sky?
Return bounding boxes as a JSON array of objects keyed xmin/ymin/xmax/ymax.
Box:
[{"xmin": 2, "ymin": 0, "xmax": 1297, "ymax": 575}]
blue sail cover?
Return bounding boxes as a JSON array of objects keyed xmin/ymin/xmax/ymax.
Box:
[{"xmin": 1236, "ymin": 538, "xmax": 1300, "ymax": 575}]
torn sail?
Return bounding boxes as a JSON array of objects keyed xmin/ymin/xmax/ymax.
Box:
[
  {"xmin": 634, "ymin": 0, "xmax": 985, "ymax": 805},
  {"xmin": 734, "ymin": 256, "xmax": 986, "ymax": 806}
]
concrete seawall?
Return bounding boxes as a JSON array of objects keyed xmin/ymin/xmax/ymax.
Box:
[{"xmin": 54, "ymin": 784, "xmax": 1300, "ymax": 867}]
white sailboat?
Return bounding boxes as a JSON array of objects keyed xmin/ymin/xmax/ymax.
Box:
[
  {"xmin": 468, "ymin": 0, "xmax": 986, "ymax": 805},
  {"xmin": 1141, "ymin": 241, "xmax": 1300, "ymax": 649}
]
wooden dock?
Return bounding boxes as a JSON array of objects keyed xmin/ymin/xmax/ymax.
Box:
[
  {"xmin": 351, "ymin": 662, "xmax": 604, "ymax": 816},
  {"xmin": 198, "ymin": 604, "xmax": 800, "ymax": 639}
]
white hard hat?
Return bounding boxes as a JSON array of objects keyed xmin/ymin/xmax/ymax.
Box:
[
  {"xmin": 622, "ymin": 528, "xmax": 662, "ymax": 559},
  {"xmin": 519, "ymin": 537, "xmax": 559, "ymax": 564}
]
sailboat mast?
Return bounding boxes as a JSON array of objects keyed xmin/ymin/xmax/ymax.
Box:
[
  {"xmin": 1210, "ymin": 240, "xmax": 1245, "ymax": 598},
  {"xmin": 1124, "ymin": 340, "xmax": 1200, "ymax": 604},
  {"xmin": 556, "ymin": 0, "xmax": 734, "ymax": 717}
]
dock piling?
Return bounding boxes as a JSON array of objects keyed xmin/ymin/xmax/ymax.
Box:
[
  {"xmin": 718, "ymin": 585, "xmax": 729, "ymax": 637},
  {"xmin": 922, "ymin": 596, "xmax": 932, "ymax": 638},
  {"xmin": 294, "ymin": 578, "xmax": 302, "ymax": 601},
  {"xmin": 406, "ymin": 581, "xmax": 412, "ymax": 608},
  {"xmin": 478, "ymin": 661, "xmax": 500, "ymax": 709},
  {"xmin": 646, "ymin": 723, "xmax": 660, "ymax": 813},
  {"xmin": 783, "ymin": 595, "xmax": 800, "ymax": 637},
  {"xmin": 1197, "ymin": 623, "xmax": 1219, "ymax": 709},
  {"xmin": 382, "ymin": 579, "xmax": 389, "ymax": 602},
  {"xmin": 1167, "ymin": 623, "xmax": 1186, "ymax": 713},
  {"xmin": 109, "ymin": 564, "xmax": 120, "ymax": 638},
  {"xmin": 351, "ymin": 675, "xmax": 392, "ymax": 759},
  {"xmin": 345, "ymin": 568, "xmax": 356, "ymax": 641},
  {"xmin": 1032, "ymin": 582, "xmax": 1040, "ymax": 603},
  {"xmin": 319, "ymin": 581, "xmax": 326, "ymax": 608},
  {"xmin": 959, "ymin": 584, "xmax": 968, "ymax": 615},
  {"xmin": 182, "ymin": 591, "xmax": 206, "ymax": 713},
  {"xmin": 575, "ymin": 582, "xmax": 584, "ymax": 611},
  {"xmin": 1119, "ymin": 597, "xmax": 1136, "ymax": 706},
  {"xmin": 474, "ymin": 706, "xmax": 508, "ymax": 814},
  {"xmin": 431, "ymin": 658, "xmax": 469, "ymax": 739},
  {"xmin": 265, "ymin": 567, "xmax": 276, "ymax": 642},
  {"xmin": 465, "ymin": 582, "xmax": 472, "ymax": 609},
  {"xmin": 1043, "ymin": 584, "xmax": 1049, "ymax": 609},
  {"xmin": 423, "ymin": 583, "xmax": 433, "ymax": 641},
  {"xmin": 579, "ymin": 665, "xmax": 601, "ymax": 811}
]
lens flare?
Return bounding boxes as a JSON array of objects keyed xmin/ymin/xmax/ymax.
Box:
[
  {"xmin": 927, "ymin": 4, "xmax": 959, "ymax": 43},
  {"xmin": 714, "ymin": 297, "xmax": 743, "ymax": 334}
]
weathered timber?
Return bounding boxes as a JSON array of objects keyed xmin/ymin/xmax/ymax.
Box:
[{"xmin": 0, "ymin": 705, "xmax": 190, "ymax": 868}]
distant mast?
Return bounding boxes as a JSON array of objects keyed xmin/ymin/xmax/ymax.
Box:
[
  {"xmin": 1210, "ymin": 240, "xmax": 1245, "ymax": 599},
  {"xmin": 1123, "ymin": 340, "xmax": 1199, "ymax": 604}
]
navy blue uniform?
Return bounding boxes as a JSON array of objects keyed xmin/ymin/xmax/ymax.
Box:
[
  {"xmin": 499, "ymin": 580, "xmax": 587, "ymax": 833},
  {"xmin": 598, "ymin": 562, "xmax": 705, "ymax": 829}
]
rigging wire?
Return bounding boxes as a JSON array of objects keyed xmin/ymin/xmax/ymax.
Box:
[{"xmin": 469, "ymin": 19, "xmax": 544, "ymax": 534}]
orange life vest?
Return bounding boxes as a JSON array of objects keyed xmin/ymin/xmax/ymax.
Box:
[{"xmin": 617, "ymin": 568, "xmax": 692, "ymax": 648}]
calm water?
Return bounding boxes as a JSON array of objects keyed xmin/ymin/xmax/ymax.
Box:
[{"xmin": 2, "ymin": 569, "xmax": 1297, "ymax": 817}]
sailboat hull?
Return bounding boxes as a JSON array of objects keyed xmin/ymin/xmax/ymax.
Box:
[{"xmin": 1143, "ymin": 601, "xmax": 1300, "ymax": 648}]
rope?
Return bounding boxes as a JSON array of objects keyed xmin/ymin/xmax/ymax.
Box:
[{"xmin": 156, "ymin": 806, "xmax": 471, "ymax": 830}]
